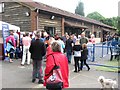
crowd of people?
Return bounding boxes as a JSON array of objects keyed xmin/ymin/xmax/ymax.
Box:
[
  {"xmin": 5, "ymin": 30, "xmax": 99, "ymax": 89},
  {"xmin": 105, "ymin": 33, "xmax": 120, "ymax": 61}
]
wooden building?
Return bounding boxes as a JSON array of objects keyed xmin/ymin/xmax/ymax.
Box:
[
  {"xmin": 0, "ymin": 0, "xmax": 116, "ymax": 40},
  {"xmin": 0, "ymin": 0, "xmax": 117, "ymax": 60}
]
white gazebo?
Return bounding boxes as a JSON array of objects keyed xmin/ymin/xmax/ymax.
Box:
[{"xmin": 0, "ymin": 21, "xmax": 20, "ymax": 32}]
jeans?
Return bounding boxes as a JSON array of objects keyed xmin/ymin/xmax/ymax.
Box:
[
  {"xmin": 66, "ymin": 50, "xmax": 72, "ymax": 63},
  {"xmin": 7, "ymin": 48, "xmax": 14, "ymax": 59},
  {"xmin": 32, "ymin": 60, "xmax": 43, "ymax": 80},
  {"xmin": 15, "ymin": 47, "xmax": 21, "ymax": 58}
]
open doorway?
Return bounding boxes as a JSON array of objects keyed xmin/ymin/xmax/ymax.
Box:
[{"xmin": 65, "ymin": 27, "xmax": 82, "ymax": 36}]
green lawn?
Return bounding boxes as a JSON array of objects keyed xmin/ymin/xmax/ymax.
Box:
[{"xmin": 95, "ymin": 60, "xmax": 119, "ymax": 72}]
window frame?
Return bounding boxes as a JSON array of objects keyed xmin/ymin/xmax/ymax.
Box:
[{"xmin": 0, "ymin": 3, "xmax": 4, "ymax": 13}]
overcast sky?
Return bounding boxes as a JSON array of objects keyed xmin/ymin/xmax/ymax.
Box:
[{"xmin": 33, "ymin": 0, "xmax": 119, "ymax": 18}]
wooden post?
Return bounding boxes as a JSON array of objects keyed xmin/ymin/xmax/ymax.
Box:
[
  {"xmin": 82, "ymin": 22, "xmax": 84, "ymax": 25},
  {"xmin": 61, "ymin": 17, "xmax": 65, "ymax": 36},
  {"xmin": 101, "ymin": 28, "xmax": 103, "ymax": 42},
  {"xmin": 92, "ymin": 24, "xmax": 94, "ymax": 33},
  {"xmin": 30, "ymin": 10, "xmax": 37, "ymax": 32}
]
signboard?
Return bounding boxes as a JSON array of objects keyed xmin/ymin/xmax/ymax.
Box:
[{"xmin": 2, "ymin": 24, "xmax": 9, "ymax": 57}]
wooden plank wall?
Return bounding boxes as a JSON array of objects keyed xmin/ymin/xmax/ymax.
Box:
[
  {"xmin": 38, "ymin": 13, "xmax": 62, "ymax": 36},
  {"xmin": 2, "ymin": 2, "xmax": 31, "ymax": 32}
]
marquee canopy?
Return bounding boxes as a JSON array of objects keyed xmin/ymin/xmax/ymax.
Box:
[{"xmin": 0, "ymin": 21, "xmax": 20, "ymax": 32}]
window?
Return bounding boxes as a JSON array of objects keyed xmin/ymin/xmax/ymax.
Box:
[
  {"xmin": 85, "ymin": 31, "xmax": 90, "ymax": 38},
  {"xmin": 0, "ymin": 3, "xmax": 4, "ymax": 13},
  {"xmin": 44, "ymin": 26, "xmax": 55, "ymax": 37},
  {"xmin": 0, "ymin": 30, "xmax": 2, "ymax": 38},
  {"xmin": 94, "ymin": 32, "xmax": 97, "ymax": 38},
  {"xmin": 98, "ymin": 32, "xmax": 101, "ymax": 38}
]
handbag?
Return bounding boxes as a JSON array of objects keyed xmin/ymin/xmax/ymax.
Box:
[{"xmin": 46, "ymin": 55, "xmax": 63, "ymax": 89}]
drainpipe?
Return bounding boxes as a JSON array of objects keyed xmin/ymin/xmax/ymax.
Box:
[{"xmin": 61, "ymin": 17, "xmax": 65, "ymax": 36}]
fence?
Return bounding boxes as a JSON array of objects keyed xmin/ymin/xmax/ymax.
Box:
[{"xmin": 87, "ymin": 41, "xmax": 120, "ymax": 62}]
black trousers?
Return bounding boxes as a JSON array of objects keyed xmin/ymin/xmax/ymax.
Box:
[
  {"xmin": 80, "ymin": 59, "xmax": 90, "ymax": 70},
  {"xmin": 48, "ymin": 89, "xmax": 62, "ymax": 90},
  {"xmin": 74, "ymin": 57, "xmax": 80, "ymax": 71},
  {"xmin": 7, "ymin": 48, "xmax": 14, "ymax": 59}
]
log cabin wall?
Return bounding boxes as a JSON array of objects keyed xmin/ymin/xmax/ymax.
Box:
[
  {"xmin": 84, "ymin": 22, "xmax": 92, "ymax": 33},
  {"xmin": 2, "ymin": 2, "xmax": 31, "ymax": 32},
  {"xmin": 38, "ymin": 12, "xmax": 62, "ymax": 36},
  {"xmin": 65, "ymin": 18, "xmax": 83, "ymax": 25},
  {"xmin": 1, "ymin": 2, "xmax": 116, "ymax": 38}
]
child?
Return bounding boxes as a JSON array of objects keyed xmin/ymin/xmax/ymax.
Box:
[{"xmin": 80, "ymin": 43, "xmax": 90, "ymax": 71}]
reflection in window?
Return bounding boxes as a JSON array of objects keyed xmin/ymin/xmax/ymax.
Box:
[
  {"xmin": 44, "ymin": 26, "xmax": 55, "ymax": 37},
  {"xmin": 85, "ymin": 31, "xmax": 90, "ymax": 38},
  {"xmin": 0, "ymin": 30, "xmax": 2, "ymax": 38},
  {"xmin": 94, "ymin": 32, "xmax": 96, "ymax": 38},
  {"xmin": 0, "ymin": 3, "xmax": 4, "ymax": 13},
  {"xmin": 99, "ymin": 32, "xmax": 101, "ymax": 38}
]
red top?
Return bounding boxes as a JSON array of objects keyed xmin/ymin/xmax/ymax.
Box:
[
  {"xmin": 46, "ymin": 45, "xmax": 53, "ymax": 55},
  {"xmin": 89, "ymin": 38, "xmax": 95, "ymax": 44},
  {"xmin": 44, "ymin": 51, "xmax": 69, "ymax": 88},
  {"xmin": 6, "ymin": 35, "xmax": 16, "ymax": 47}
]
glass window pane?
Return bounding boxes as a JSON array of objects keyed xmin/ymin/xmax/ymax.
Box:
[{"xmin": 0, "ymin": 4, "xmax": 2, "ymax": 13}]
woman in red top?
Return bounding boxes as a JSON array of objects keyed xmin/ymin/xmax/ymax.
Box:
[
  {"xmin": 89, "ymin": 34, "xmax": 95, "ymax": 44},
  {"xmin": 44, "ymin": 42, "xmax": 69, "ymax": 89}
]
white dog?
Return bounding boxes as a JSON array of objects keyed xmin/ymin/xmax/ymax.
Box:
[{"xmin": 98, "ymin": 76, "xmax": 117, "ymax": 89}]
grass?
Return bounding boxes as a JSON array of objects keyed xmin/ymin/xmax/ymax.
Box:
[{"xmin": 95, "ymin": 59, "xmax": 120, "ymax": 72}]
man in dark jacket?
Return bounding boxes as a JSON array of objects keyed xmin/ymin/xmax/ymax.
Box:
[
  {"xmin": 65, "ymin": 35, "xmax": 73, "ymax": 63},
  {"xmin": 29, "ymin": 32, "xmax": 46, "ymax": 84}
]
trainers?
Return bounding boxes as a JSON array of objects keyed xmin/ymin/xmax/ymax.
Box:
[
  {"xmin": 38, "ymin": 80, "xmax": 44, "ymax": 84},
  {"xmin": 32, "ymin": 79, "xmax": 36, "ymax": 83}
]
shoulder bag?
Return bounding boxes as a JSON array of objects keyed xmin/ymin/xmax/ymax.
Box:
[{"xmin": 46, "ymin": 55, "xmax": 63, "ymax": 89}]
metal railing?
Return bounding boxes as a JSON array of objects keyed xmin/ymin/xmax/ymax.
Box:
[{"xmin": 87, "ymin": 41, "xmax": 120, "ymax": 62}]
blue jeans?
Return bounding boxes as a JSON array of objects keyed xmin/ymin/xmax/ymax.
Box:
[
  {"xmin": 32, "ymin": 60, "xmax": 43, "ymax": 80},
  {"xmin": 66, "ymin": 50, "xmax": 72, "ymax": 63}
]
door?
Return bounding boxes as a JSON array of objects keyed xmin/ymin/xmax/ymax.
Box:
[{"xmin": 44, "ymin": 26, "xmax": 55, "ymax": 37}]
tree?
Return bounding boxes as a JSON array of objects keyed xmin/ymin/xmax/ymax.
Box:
[
  {"xmin": 86, "ymin": 11, "xmax": 105, "ymax": 21},
  {"xmin": 102, "ymin": 18, "xmax": 114, "ymax": 26},
  {"xmin": 75, "ymin": 1, "xmax": 85, "ymax": 16},
  {"xmin": 87, "ymin": 12, "xmax": 119, "ymax": 33},
  {"xmin": 117, "ymin": 17, "xmax": 120, "ymax": 34}
]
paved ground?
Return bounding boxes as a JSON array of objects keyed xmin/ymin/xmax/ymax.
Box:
[{"xmin": 0, "ymin": 55, "xmax": 119, "ymax": 89}]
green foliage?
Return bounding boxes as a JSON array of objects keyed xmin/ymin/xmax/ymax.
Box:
[
  {"xmin": 86, "ymin": 12, "xmax": 119, "ymax": 33},
  {"xmin": 117, "ymin": 17, "xmax": 120, "ymax": 34},
  {"xmin": 86, "ymin": 11, "xmax": 105, "ymax": 21},
  {"xmin": 101, "ymin": 17, "xmax": 118, "ymax": 28},
  {"xmin": 75, "ymin": 1, "xmax": 85, "ymax": 16},
  {"xmin": 95, "ymin": 60, "xmax": 119, "ymax": 72}
]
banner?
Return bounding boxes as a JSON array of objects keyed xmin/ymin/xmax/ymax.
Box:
[{"xmin": 2, "ymin": 23, "xmax": 10, "ymax": 57}]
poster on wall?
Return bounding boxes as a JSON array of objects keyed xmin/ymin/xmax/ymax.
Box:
[{"xmin": 2, "ymin": 23, "xmax": 10, "ymax": 59}]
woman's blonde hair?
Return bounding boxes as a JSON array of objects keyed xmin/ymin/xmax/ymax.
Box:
[
  {"xmin": 82, "ymin": 43, "xmax": 87, "ymax": 49},
  {"xmin": 75, "ymin": 39, "xmax": 80, "ymax": 45},
  {"xmin": 51, "ymin": 42, "xmax": 61, "ymax": 52}
]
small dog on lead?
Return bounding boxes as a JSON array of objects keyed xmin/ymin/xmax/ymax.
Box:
[{"xmin": 98, "ymin": 76, "xmax": 117, "ymax": 89}]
